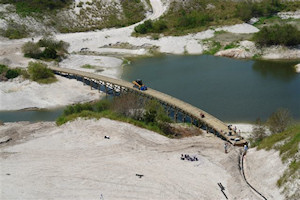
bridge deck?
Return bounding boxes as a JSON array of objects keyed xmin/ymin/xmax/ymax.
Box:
[{"xmin": 50, "ymin": 66, "xmax": 246, "ymax": 146}]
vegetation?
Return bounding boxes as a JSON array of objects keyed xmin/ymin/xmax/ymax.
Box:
[
  {"xmin": 134, "ymin": 20, "xmax": 168, "ymax": 34},
  {"xmin": 27, "ymin": 61, "xmax": 57, "ymax": 84},
  {"xmin": 121, "ymin": 0, "xmax": 145, "ymax": 26},
  {"xmin": 257, "ymin": 124, "xmax": 300, "ymax": 189},
  {"xmin": 134, "ymin": 0, "xmax": 300, "ymax": 36},
  {"xmin": 0, "ymin": 64, "xmax": 26, "ymax": 80},
  {"xmin": 81, "ymin": 64, "xmax": 95, "ymax": 69},
  {"xmin": 250, "ymin": 108, "xmax": 299, "ymax": 193},
  {"xmin": 56, "ymin": 94, "xmax": 178, "ymax": 137},
  {"xmin": 1, "ymin": 0, "xmax": 73, "ymax": 16},
  {"xmin": 22, "ymin": 36, "xmax": 69, "ymax": 61},
  {"xmin": 253, "ymin": 24, "xmax": 300, "ymax": 46},
  {"xmin": 267, "ymin": 108, "xmax": 292, "ymax": 134},
  {"xmin": 0, "ymin": 21, "xmax": 28, "ymax": 39},
  {"xmin": 203, "ymin": 41, "xmax": 222, "ymax": 55},
  {"xmin": 251, "ymin": 118, "xmax": 267, "ymax": 147},
  {"xmin": 224, "ymin": 42, "xmax": 239, "ymax": 50}
]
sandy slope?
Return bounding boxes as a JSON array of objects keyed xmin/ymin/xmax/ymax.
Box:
[
  {"xmin": 0, "ymin": 76, "xmax": 102, "ymax": 110},
  {"xmin": 245, "ymin": 149, "xmax": 287, "ymax": 200},
  {"xmin": 1, "ymin": 118, "xmax": 263, "ymax": 200}
]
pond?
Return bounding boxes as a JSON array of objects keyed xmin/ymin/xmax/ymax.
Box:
[{"xmin": 122, "ymin": 55, "xmax": 300, "ymax": 123}]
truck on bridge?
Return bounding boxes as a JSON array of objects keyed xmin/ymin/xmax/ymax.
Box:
[{"xmin": 132, "ymin": 79, "xmax": 147, "ymax": 91}]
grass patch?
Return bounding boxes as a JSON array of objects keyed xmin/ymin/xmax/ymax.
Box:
[
  {"xmin": 81, "ymin": 64, "xmax": 95, "ymax": 69},
  {"xmin": 203, "ymin": 41, "xmax": 222, "ymax": 55},
  {"xmin": 224, "ymin": 42, "xmax": 239, "ymax": 50}
]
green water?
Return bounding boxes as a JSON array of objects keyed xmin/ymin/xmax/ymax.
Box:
[
  {"xmin": 121, "ymin": 55, "xmax": 300, "ymax": 123},
  {"xmin": 0, "ymin": 108, "xmax": 64, "ymax": 123}
]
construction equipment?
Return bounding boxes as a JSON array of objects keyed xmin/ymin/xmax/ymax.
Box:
[{"xmin": 132, "ymin": 79, "xmax": 147, "ymax": 91}]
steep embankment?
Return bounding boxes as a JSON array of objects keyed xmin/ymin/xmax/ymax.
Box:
[{"xmin": 245, "ymin": 124, "xmax": 300, "ymax": 199}]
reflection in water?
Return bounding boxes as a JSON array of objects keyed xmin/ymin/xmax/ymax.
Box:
[{"xmin": 252, "ymin": 60, "xmax": 299, "ymax": 81}]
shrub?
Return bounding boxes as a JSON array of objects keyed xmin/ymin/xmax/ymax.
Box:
[
  {"xmin": 5, "ymin": 69, "xmax": 20, "ymax": 79},
  {"xmin": 27, "ymin": 61, "xmax": 56, "ymax": 83},
  {"xmin": 42, "ymin": 47, "xmax": 58, "ymax": 59},
  {"xmin": 251, "ymin": 118, "xmax": 267, "ymax": 146},
  {"xmin": 144, "ymin": 100, "xmax": 170, "ymax": 123},
  {"xmin": 267, "ymin": 108, "xmax": 292, "ymax": 134},
  {"xmin": 0, "ymin": 64, "xmax": 8, "ymax": 74},
  {"xmin": 95, "ymin": 100, "xmax": 111, "ymax": 112},
  {"xmin": 253, "ymin": 24, "xmax": 300, "ymax": 46},
  {"xmin": 22, "ymin": 41, "xmax": 42, "ymax": 58}
]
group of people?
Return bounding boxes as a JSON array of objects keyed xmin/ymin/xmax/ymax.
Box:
[{"xmin": 181, "ymin": 154, "xmax": 198, "ymax": 162}]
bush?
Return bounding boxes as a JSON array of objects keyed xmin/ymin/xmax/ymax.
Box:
[
  {"xmin": 5, "ymin": 69, "xmax": 20, "ymax": 79},
  {"xmin": 251, "ymin": 118, "xmax": 267, "ymax": 146},
  {"xmin": 42, "ymin": 47, "xmax": 58, "ymax": 59},
  {"xmin": 134, "ymin": 19, "xmax": 168, "ymax": 34},
  {"xmin": 144, "ymin": 100, "xmax": 170, "ymax": 123},
  {"xmin": 0, "ymin": 64, "xmax": 8, "ymax": 74},
  {"xmin": 0, "ymin": 65, "xmax": 23, "ymax": 79},
  {"xmin": 22, "ymin": 37, "xmax": 69, "ymax": 60},
  {"xmin": 95, "ymin": 100, "xmax": 111, "ymax": 112},
  {"xmin": 267, "ymin": 108, "xmax": 292, "ymax": 134},
  {"xmin": 253, "ymin": 24, "xmax": 300, "ymax": 46},
  {"xmin": 27, "ymin": 61, "xmax": 56, "ymax": 83},
  {"xmin": 22, "ymin": 42, "xmax": 42, "ymax": 58}
]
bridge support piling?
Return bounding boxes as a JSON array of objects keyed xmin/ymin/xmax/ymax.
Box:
[
  {"xmin": 174, "ymin": 110, "xmax": 178, "ymax": 122},
  {"xmin": 183, "ymin": 114, "xmax": 186, "ymax": 123}
]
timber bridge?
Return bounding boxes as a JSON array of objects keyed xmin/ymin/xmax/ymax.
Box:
[{"xmin": 50, "ymin": 66, "xmax": 247, "ymax": 146}]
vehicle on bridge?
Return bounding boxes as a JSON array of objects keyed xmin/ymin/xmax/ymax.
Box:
[{"xmin": 132, "ymin": 79, "xmax": 147, "ymax": 91}]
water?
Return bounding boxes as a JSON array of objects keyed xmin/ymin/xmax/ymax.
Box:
[
  {"xmin": 0, "ymin": 108, "xmax": 64, "ymax": 123},
  {"xmin": 121, "ymin": 55, "xmax": 300, "ymax": 122},
  {"xmin": 1, "ymin": 55, "xmax": 299, "ymax": 123}
]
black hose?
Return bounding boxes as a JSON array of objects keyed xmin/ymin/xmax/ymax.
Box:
[{"xmin": 240, "ymin": 152, "xmax": 268, "ymax": 200}]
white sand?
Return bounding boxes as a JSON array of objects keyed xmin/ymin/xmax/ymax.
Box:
[
  {"xmin": 58, "ymin": 54, "xmax": 123, "ymax": 78},
  {"xmin": 245, "ymin": 148, "xmax": 287, "ymax": 200},
  {"xmin": 0, "ymin": 76, "xmax": 102, "ymax": 110},
  {"xmin": 1, "ymin": 118, "xmax": 264, "ymax": 200}
]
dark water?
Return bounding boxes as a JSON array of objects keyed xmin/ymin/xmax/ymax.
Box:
[
  {"xmin": 0, "ymin": 108, "xmax": 64, "ymax": 123},
  {"xmin": 121, "ymin": 55, "xmax": 300, "ymax": 123}
]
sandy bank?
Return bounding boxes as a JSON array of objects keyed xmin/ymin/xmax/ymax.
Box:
[
  {"xmin": 1, "ymin": 118, "xmax": 265, "ymax": 199},
  {"xmin": 245, "ymin": 148, "xmax": 287, "ymax": 200},
  {"xmin": 0, "ymin": 76, "xmax": 102, "ymax": 111}
]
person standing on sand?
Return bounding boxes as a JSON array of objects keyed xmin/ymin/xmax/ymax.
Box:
[
  {"xmin": 244, "ymin": 144, "xmax": 248, "ymax": 155},
  {"xmin": 224, "ymin": 142, "xmax": 228, "ymax": 154}
]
